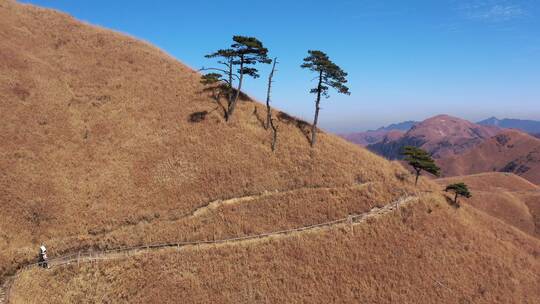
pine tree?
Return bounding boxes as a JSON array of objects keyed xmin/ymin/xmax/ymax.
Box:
[
  {"xmin": 445, "ymin": 182, "xmax": 472, "ymax": 206},
  {"xmin": 301, "ymin": 50, "xmax": 350, "ymax": 147},
  {"xmin": 402, "ymin": 146, "xmax": 441, "ymax": 185},
  {"xmin": 202, "ymin": 49, "xmax": 237, "ymax": 120},
  {"xmin": 202, "ymin": 36, "xmax": 270, "ymax": 121}
]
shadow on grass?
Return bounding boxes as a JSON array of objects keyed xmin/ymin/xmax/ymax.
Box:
[
  {"xmin": 252, "ymin": 106, "xmax": 266, "ymax": 129},
  {"xmin": 277, "ymin": 111, "xmax": 315, "ymax": 145},
  {"xmin": 443, "ymin": 195, "xmax": 461, "ymax": 209}
]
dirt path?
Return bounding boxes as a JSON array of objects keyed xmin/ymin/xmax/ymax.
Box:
[
  {"xmin": 0, "ymin": 278, "xmax": 11, "ymax": 304},
  {"xmin": 0, "ymin": 285, "xmax": 5, "ymax": 304},
  {"xmin": 2, "ymin": 191, "xmax": 419, "ymax": 304},
  {"xmin": 82, "ymin": 183, "xmax": 374, "ymax": 240},
  {"xmin": 42, "ymin": 196, "xmax": 416, "ymax": 268},
  {"xmin": 190, "ymin": 182, "xmax": 373, "ymax": 218}
]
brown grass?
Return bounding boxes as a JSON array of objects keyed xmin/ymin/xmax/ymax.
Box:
[
  {"xmin": 0, "ymin": 0, "xmax": 423, "ymax": 277},
  {"xmin": 10, "ymin": 194, "xmax": 540, "ymax": 304},
  {"xmin": 2, "ymin": 2, "xmax": 539, "ymax": 303},
  {"xmin": 437, "ymin": 173, "xmax": 540, "ymax": 237}
]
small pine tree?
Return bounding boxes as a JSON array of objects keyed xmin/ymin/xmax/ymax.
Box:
[
  {"xmin": 200, "ymin": 73, "xmax": 222, "ymax": 97},
  {"xmin": 203, "ymin": 49, "xmax": 237, "ymax": 120},
  {"xmin": 402, "ymin": 146, "xmax": 441, "ymax": 185},
  {"xmin": 445, "ymin": 182, "xmax": 472, "ymax": 206},
  {"xmin": 200, "ymin": 72, "xmax": 222, "ymax": 85},
  {"xmin": 301, "ymin": 50, "xmax": 350, "ymax": 147}
]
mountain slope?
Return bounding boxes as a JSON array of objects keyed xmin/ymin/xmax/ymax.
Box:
[
  {"xmin": 368, "ymin": 114, "xmax": 499, "ymax": 159},
  {"xmin": 10, "ymin": 194, "xmax": 540, "ymax": 304},
  {"xmin": 0, "ymin": 0, "xmax": 418, "ymax": 277},
  {"xmin": 438, "ymin": 130, "xmax": 540, "ymax": 184},
  {"xmin": 437, "ymin": 173, "xmax": 540, "ymax": 237},
  {"xmin": 2, "ymin": 2, "xmax": 539, "ymax": 303},
  {"xmin": 478, "ymin": 117, "xmax": 540, "ymax": 134}
]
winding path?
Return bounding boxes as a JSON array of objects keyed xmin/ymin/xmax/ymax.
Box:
[
  {"xmin": 189, "ymin": 182, "xmax": 374, "ymax": 218},
  {"xmin": 1, "ymin": 191, "xmax": 419, "ymax": 304}
]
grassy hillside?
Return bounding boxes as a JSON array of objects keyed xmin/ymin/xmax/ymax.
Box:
[
  {"xmin": 2, "ymin": 1, "xmax": 539, "ymax": 303},
  {"xmin": 9, "ymin": 195, "xmax": 540, "ymax": 304},
  {"xmin": 0, "ymin": 0, "xmax": 420, "ymax": 277},
  {"xmin": 437, "ymin": 173, "xmax": 540, "ymax": 237}
]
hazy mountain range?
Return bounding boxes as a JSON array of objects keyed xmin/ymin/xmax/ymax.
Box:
[
  {"xmin": 342, "ymin": 116, "xmax": 540, "ymax": 147},
  {"xmin": 341, "ymin": 115, "xmax": 540, "ymax": 184},
  {"xmin": 478, "ymin": 117, "xmax": 540, "ymax": 134}
]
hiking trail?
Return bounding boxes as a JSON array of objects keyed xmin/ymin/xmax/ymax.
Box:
[{"xmin": 1, "ymin": 188, "xmax": 420, "ymax": 304}]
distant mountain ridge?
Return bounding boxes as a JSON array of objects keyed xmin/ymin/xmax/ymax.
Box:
[
  {"xmin": 373, "ymin": 120, "xmax": 418, "ymax": 132},
  {"xmin": 478, "ymin": 117, "xmax": 540, "ymax": 134},
  {"xmin": 339, "ymin": 120, "xmax": 417, "ymax": 146}
]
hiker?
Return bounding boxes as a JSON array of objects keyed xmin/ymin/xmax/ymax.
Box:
[{"xmin": 38, "ymin": 245, "xmax": 49, "ymax": 269}]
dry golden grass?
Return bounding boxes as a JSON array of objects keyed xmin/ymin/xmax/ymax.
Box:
[
  {"xmin": 2, "ymin": 2, "xmax": 539, "ymax": 303},
  {"xmin": 437, "ymin": 172, "xmax": 538, "ymax": 192},
  {"xmin": 437, "ymin": 173, "xmax": 540, "ymax": 237},
  {"xmin": 10, "ymin": 194, "xmax": 540, "ymax": 304},
  {"xmin": 0, "ymin": 0, "xmax": 422, "ymax": 277}
]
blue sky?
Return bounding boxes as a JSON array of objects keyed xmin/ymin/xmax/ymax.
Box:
[{"xmin": 23, "ymin": 0, "xmax": 540, "ymax": 132}]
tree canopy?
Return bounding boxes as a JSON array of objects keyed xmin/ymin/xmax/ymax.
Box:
[
  {"xmin": 301, "ymin": 50, "xmax": 350, "ymax": 97},
  {"xmin": 445, "ymin": 182, "xmax": 472, "ymax": 205},
  {"xmin": 402, "ymin": 146, "xmax": 441, "ymax": 185}
]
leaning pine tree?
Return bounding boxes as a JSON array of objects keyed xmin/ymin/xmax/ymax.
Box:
[
  {"xmin": 301, "ymin": 50, "xmax": 350, "ymax": 147},
  {"xmin": 202, "ymin": 36, "xmax": 271, "ymax": 121},
  {"xmin": 402, "ymin": 146, "xmax": 441, "ymax": 185}
]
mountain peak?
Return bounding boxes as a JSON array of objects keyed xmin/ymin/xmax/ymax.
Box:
[{"xmin": 368, "ymin": 114, "xmax": 500, "ymax": 159}]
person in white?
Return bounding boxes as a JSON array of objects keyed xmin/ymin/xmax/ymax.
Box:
[{"xmin": 38, "ymin": 244, "xmax": 49, "ymax": 269}]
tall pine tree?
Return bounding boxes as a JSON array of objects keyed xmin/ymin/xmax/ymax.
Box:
[{"xmin": 301, "ymin": 50, "xmax": 350, "ymax": 147}]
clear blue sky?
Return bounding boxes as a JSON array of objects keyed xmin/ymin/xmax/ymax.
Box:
[{"xmin": 23, "ymin": 0, "xmax": 540, "ymax": 132}]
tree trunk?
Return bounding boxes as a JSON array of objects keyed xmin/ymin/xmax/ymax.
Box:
[
  {"xmin": 266, "ymin": 58, "xmax": 279, "ymax": 152},
  {"xmin": 265, "ymin": 58, "xmax": 278, "ymax": 130},
  {"xmin": 454, "ymin": 193, "xmax": 458, "ymax": 204},
  {"xmin": 225, "ymin": 58, "xmax": 234, "ymax": 121},
  {"xmin": 227, "ymin": 55, "xmax": 244, "ymax": 120},
  {"xmin": 311, "ymin": 70, "xmax": 323, "ymax": 147},
  {"xmin": 270, "ymin": 117, "xmax": 278, "ymax": 152},
  {"xmin": 414, "ymin": 169, "xmax": 420, "ymax": 186}
]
